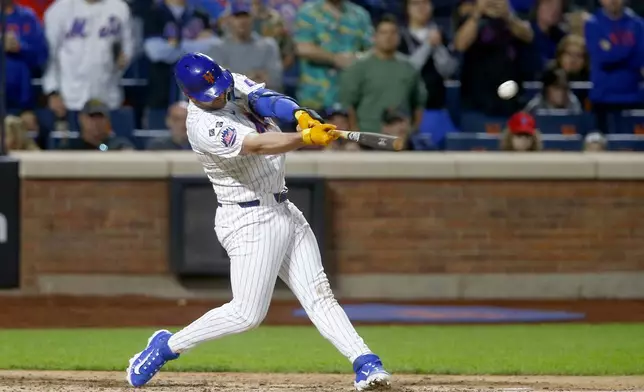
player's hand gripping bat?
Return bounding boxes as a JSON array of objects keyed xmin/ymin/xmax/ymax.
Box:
[{"xmin": 328, "ymin": 129, "xmax": 404, "ymax": 151}]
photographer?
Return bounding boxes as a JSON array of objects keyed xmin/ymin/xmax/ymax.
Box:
[{"xmin": 454, "ymin": 0, "xmax": 534, "ymax": 116}]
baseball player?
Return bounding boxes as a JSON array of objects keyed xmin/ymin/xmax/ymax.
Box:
[{"xmin": 125, "ymin": 53, "xmax": 391, "ymax": 391}]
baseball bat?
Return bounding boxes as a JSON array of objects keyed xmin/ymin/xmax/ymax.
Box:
[{"xmin": 329, "ymin": 129, "xmax": 404, "ymax": 151}]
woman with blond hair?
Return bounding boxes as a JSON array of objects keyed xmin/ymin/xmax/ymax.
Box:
[
  {"xmin": 552, "ymin": 34, "xmax": 589, "ymax": 83},
  {"xmin": 500, "ymin": 112, "xmax": 544, "ymax": 152},
  {"xmin": 3, "ymin": 115, "xmax": 40, "ymax": 151},
  {"xmin": 549, "ymin": 34, "xmax": 590, "ymax": 106}
]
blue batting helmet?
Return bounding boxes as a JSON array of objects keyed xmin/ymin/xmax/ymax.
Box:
[{"xmin": 174, "ymin": 53, "xmax": 234, "ymax": 103}]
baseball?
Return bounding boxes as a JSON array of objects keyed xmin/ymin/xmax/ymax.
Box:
[{"xmin": 497, "ymin": 80, "xmax": 518, "ymax": 100}]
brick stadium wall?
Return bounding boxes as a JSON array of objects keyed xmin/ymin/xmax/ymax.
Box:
[
  {"xmin": 21, "ymin": 180, "xmax": 169, "ymax": 288},
  {"xmin": 20, "ymin": 178, "xmax": 644, "ymax": 288},
  {"xmin": 328, "ymin": 180, "xmax": 644, "ymax": 275}
]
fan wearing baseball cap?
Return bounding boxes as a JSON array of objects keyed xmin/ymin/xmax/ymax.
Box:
[{"xmin": 500, "ymin": 111, "xmax": 543, "ymax": 151}]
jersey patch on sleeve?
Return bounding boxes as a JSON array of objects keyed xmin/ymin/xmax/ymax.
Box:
[
  {"xmin": 244, "ymin": 78, "xmax": 257, "ymax": 87},
  {"xmin": 221, "ymin": 126, "xmax": 237, "ymax": 147}
]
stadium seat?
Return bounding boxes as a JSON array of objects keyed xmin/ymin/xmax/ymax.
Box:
[
  {"xmin": 409, "ymin": 133, "xmax": 437, "ymax": 151},
  {"xmin": 110, "ymin": 107, "xmax": 136, "ymax": 138},
  {"xmin": 605, "ymin": 134, "xmax": 644, "ymax": 151},
  {"xmin": 533, "ymin": 111, "xmax": 593, "ymax": 135},
  {"xmin": 34, "ymin": 108, "xmax": 55, "ymax": 126},
  {"xmin": 42, "ymin": 108, "xmax": 134, "ymax": 146},
  {"xmin": 541, "ymin": 134, "xmax": 583, "ymax": 151},
  {"xmin": 460, "ymin": 112, "xmax": 507, "ymax": 134},
  {"xmin": 418, "ymin": 109, "xmax": 458, "ymax": 149},
  {"xmin": 445, "ymin": 132, "xmax": 500, "ymax": 151},
  {"xmin": 445, "ymin": 85, "xmax": 460, "ymax": 122},
  {"xmin": 145, "ymin": 108, "xmax": 168, "ymax": 130},
  {"xmin": 47, "ymin": 131, "xmax": 80, "ymax": 150},
  {"xmin": 612, "ymin": 110, "xmax": 644, "ymax": 134},
  {"xmin": 523, "ymin": 83, "xmax": 540, "ymax": 101},
  {"xmin": 34, "ymin": 109, "xmax": 56, "ymax": 143},
  {"xmin": 69, "ymin": 112, "xmax": 81, "ymax": 132},
  {"xmin": 133, "ymin": 129, "xmax": 172, "ymax": 150},
  {"xmin": 35, "ymin": 109, "xmax": 79, "ymax": 139}
]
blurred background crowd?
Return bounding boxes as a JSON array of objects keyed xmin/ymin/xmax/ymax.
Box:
[{"xmin": 2, "ymin": 0, "xmax": 644, "ymax": 153}]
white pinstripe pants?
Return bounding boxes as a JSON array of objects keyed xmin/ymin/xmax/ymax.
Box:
[{"xmin": 167, "ymin": 201, "xmax": 372, "ymax": 362}]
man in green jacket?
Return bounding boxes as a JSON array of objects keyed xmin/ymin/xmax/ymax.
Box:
[{"xmin": 339, "ymin": 14, "xmax": 427, "ymax": 134}]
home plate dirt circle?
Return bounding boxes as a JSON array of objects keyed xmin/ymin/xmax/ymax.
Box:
[{"xmin": 1, "ymin": 372, "xmax": 644, "ymax": 392}]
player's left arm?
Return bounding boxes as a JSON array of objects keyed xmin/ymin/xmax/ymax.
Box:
[{"xmin": 246, "ymin": 87, "xmax": 325, "ymax": 131}]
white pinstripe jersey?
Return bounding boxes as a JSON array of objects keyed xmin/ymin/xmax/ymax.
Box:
[{"xmin": 186, "ymin": 72, "xmax": 287, "ymax": 204}]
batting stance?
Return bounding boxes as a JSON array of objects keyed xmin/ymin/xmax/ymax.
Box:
[{"xmin": 126, "ymin": 52, "xmax": 391, "ymax": 391}]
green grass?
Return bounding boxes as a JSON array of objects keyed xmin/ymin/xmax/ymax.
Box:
[{"xmin": 1, "ymin": 324, "xmax": 644, "ymax": 375}]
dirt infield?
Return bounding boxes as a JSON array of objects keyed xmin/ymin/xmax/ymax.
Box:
[
  {"xmin": 1, "ymin": 371, "xmax": 644, "ymax": 392},
  {"xmin": 2, "ymin": 296, "xmax": 644, "ymax": 328}
]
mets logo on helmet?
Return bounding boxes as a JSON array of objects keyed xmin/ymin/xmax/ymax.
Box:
[
  {"xmin": 221, "ymin": 126, "xmax": 237, "ymax": 147},
  {"xmin": 203, "ymin": 71, "xmax": 215, "ymax": 84}
]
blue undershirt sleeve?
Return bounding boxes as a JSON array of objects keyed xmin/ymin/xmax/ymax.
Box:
[{"xmin": 248, "ymin": 88, "xmax": 301, "ymax": 123}]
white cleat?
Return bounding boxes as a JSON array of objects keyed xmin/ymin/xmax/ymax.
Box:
[{"xmin": 354, "ymin": 370, "xmax": 392, "ymax": 391}]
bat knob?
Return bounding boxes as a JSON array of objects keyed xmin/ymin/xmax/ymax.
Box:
[{"xmin": 392, "ymin": 138, "xmax": 405, "ymax": 151}]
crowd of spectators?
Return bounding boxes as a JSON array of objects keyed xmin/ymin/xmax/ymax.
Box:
[{"xmin": 2, "ymin": 0, "xmax": 644, "ymax": 153}]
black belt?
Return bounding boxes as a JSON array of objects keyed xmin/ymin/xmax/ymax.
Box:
[{"xmin": 217, "ymin": 192, "xmax": 288, "ymax": 208}]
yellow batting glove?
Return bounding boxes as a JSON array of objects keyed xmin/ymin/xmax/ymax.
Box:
[
  {"xmin": 301, "ymin": 124, "xmax": 338, "ymax": 146},
  {"xmin": 294, "ymin": 109, "xmax": 324, "ymax": 130}
]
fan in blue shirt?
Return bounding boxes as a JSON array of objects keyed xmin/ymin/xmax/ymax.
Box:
[
  {"xmin": 585, "ymin": 0, "xmax": 644, "ymax": 132},
  {"xmin": 4, "ymin": 2, "xmax": 48, "ymax": 111}
]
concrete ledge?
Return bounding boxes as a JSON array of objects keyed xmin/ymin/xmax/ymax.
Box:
[
  {"xmin": 282, "ymin": 152, "xmax": 320, "ymax": 177},
  {"xmin": 163, "ymin": 151, "xmax": 203, "ymax": 176},
  {"xmin": 337, "ymin": 272, "xmax": 644, "ymax": 299},
  {"xmin": 314, "ymin": 152, "xmax": 458, "ymax": 178},
  {"xmin": 454, "ymin": 153, "xmax": 597, "ymax": 179},
  {"xmin": 32, "ymin": 274, "xmax": 298, "ymax": 300},
  {"xmin": 11, "ymin": 151, "xmax": 644, "ymax": 180},
  {"xmin": 337, "ymin": 274, "xmax": 460, "ymax": 299},
  {"xmin": 165, "ymin": 151, "xmax": 327, "ymax": 177},
  {"xmin": 27, "ymin": 272, "xmax": 644, "ymax": 300},
  {"xmin": 36, "ymin": 274, "xmax": 193, "ymax": 298},
  {"xmin": 13, "ymin": 151, "xmax": 169, "ymax": 179},
  {"xmin": 594, "ymin": 153, "xmax": 644, "ymax": 179}
]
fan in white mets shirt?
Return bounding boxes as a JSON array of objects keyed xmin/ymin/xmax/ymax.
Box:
[{"xmin": 125, "ymin": 53, "xmax": 392, "ymax": 391}]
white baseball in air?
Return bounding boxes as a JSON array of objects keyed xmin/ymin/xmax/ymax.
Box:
[{"xmin": 497, "ymin": 80, "xmax": 519, "ymax": 100}]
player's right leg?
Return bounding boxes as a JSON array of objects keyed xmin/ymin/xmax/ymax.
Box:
[{"xmin": 126, "ymin": 205, "xmax": 294, "ymax": 387}]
